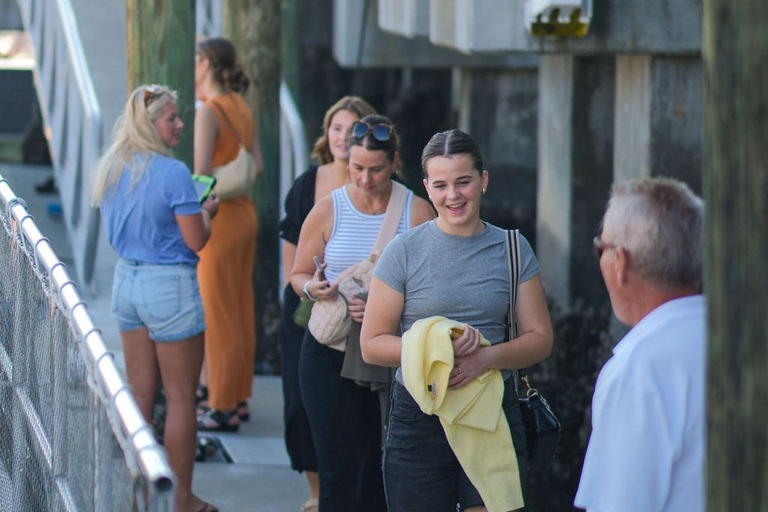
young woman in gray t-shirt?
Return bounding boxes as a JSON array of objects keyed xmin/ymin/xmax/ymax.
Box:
[{"xmin": 361, "ymin": 129, "xmax": 553, "ymax": 512}]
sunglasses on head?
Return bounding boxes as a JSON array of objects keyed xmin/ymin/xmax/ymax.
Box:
[
  {"xmin": 144, "ymin": 85, "xmax": 162, "ymax": 107},
  {"xmin": 351, "ymin": 121, "xmax": 392, "ymax": 141}
]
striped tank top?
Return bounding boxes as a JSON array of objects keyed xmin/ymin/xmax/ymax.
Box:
[{"xmin": 323, "ymin": 185, "xmax": 413, "ymax": 284}]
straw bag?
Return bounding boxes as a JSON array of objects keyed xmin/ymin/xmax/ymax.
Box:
[
  {"xmin": 308, "ymin": 182, "xmax": 408, "ymax": 350},
  {"xmin": 210, "ymin": 102, "xmax": 257, "ymax": 200}
]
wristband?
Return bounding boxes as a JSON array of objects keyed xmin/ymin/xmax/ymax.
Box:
[{"xmin": 303, "ymin": 280, "xmax": 317, "ymax": 301}]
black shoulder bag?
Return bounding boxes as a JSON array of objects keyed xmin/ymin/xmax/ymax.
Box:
[{"xmin": 505, "ymin": 229, "xmax": 560, "ymax": 467}]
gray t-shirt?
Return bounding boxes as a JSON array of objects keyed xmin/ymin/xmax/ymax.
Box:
[{"xmin": 374, "ymin": 220, "xmax": 539, "ymax": 345}]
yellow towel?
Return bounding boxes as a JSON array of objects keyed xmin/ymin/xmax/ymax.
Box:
[{"xmin": 401, "ymin": 316, "xmax": 524, "ymax": 512}]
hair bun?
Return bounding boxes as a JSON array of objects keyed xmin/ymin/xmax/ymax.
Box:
[{"xmin": 223, "ymin": 64, "xmax": 250, "ymax": 94}]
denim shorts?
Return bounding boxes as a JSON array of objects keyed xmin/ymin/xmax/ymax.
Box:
[
  {"xmin": 383, "ymin": 380, "xmax": 528, "ymax": 512},
  {"xmin": 111, "ymin": 258, "xmax": 205, "ymax": 341}
]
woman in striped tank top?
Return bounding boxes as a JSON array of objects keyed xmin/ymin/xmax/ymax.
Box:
[
  {"xmin": 279, "ymin": 96, "xmax": 376, "ymax": 512},
  {"xmin": 290, "ymin": 115, "xmax": 434, "ymax": 511}
]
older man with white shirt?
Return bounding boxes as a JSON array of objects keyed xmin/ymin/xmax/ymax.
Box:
[{"xmin": 575, "ymin": 177, "xmax": 705, "ymax": 512}]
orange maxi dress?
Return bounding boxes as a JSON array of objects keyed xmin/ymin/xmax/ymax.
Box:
[{"xmin": 198, "ymin": 91, "xmax": 258, "ymax": 411}]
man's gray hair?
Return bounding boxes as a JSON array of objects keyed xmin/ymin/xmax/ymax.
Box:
[{"xmin": 602, "ymin": 177, "xmax": 703, "ymax": 289}]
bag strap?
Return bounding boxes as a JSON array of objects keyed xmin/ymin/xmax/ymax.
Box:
[
  {"xmin": 505, "ymin": 229, "xmax": 521, "ymax": 339},
  {"xmin": 369, "ymin": 181, "xmax": 408, "ymax": 262},
  {"xmin": 506, "ymin": 229, "xmax": 534, "ymax": 385},
  {"xmin": 209, "ymin": 100, "xmax": 244, "ymax": 146}
]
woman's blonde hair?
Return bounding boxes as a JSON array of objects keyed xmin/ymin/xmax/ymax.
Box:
[
  {"xmin": 311, "ymin": 96, "xmax": 377, "ymax": 165},
  {"xmin": 91, "ymin": 84, "xmax": 178, "ymax": 206}
]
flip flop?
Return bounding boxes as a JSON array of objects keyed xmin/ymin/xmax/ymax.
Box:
[
  {"xmin": 301, "ymin": 498, "xmax": 319, "ymax": 511},
  {"xmin": 195, "ymin": 503, "xmax": 219, "ymax": 512}
]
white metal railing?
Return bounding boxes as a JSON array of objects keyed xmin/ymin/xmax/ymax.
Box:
[
  {"xmin": 16, "ymin": 0, "xmax": 102, "ymax": 288},
  {"xmin": 196, "ymin": 0, "xmax": 223, "ymax": 37},
  {"xmin": 278, "ymin": 82, "xmax": 309, "ymax": 291},
  {"xmin": 0, "ymin": 173, "xmax": 175, "ymax": 511},
  {"xmin": 280, "ymin": 82, "xmax": 309, "ymax": 214}
]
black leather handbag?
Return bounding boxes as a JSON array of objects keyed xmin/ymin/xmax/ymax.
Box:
[
  {"xmin": 506, "ymin": 230, "xmax": 561, "ymax": 467},
  {"xmin": 517, "ymin": 368, "xmax": 560, "ymax": 466}
]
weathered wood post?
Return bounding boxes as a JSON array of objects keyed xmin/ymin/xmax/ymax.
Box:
[
  {"xmin": 703, "ymin": 1, "xmax": 768, "ymax": 509},
  {"xmin": 281, "ymin": 0, "xmax": 301, "ymax": 107},
  {"xmin": 224, "ymin": 0, "xmax": 282, "ymax": 370},
  {"xmin": 125, "ymin": 0, "xmax": 196, "ymax": 168}
]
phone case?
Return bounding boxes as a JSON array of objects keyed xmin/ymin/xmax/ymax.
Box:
[{"xmin": 192, "ymin": 175, "xmax": 217, "ymax": 204}]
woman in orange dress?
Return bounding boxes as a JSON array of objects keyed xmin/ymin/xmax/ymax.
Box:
[{"xmin": 193, "ymin": 37, "xmax": 262, "ymax": 431}]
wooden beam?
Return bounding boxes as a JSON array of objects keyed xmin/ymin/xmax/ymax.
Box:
[
  {"xmin": 223, "ymin": 0, "xmax": 281, "ymax": 369},
  {"xmin": 703, "ymin": 0, "xmax": 768, "ymax": 509},
  {"xmin": 125, "ymin": 0, "xmax": 195, "ymax": 169},
  {"xmin": 281, "ymin": 0, "xmax": 302, "ymax": 105}
]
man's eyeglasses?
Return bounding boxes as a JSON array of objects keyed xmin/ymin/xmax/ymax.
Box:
[
  {"xmin": 351, "ymin": 121, "xmax": 392, "ymax": 141},
  {"xmin": 593, "ymin": 235, "xmax": 616, "ymax": 260},
  {"xmin": 144, "ymin": 85, "xmax": 162, "ymax": 107}
]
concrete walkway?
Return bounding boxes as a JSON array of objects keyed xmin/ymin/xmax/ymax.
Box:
[{"xmin": 0, "ymin": 163, "xmax": 308, "ymax": 511}]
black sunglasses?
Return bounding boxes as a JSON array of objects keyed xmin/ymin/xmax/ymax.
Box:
[
  {"xmin": 351, "ymin": 121, "xmax": 392, "ymax": 141},
  {"xmin": 592, "ymin": 235, "xmax": 616, "ymax": 260}
]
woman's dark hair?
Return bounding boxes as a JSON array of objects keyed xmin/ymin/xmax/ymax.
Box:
[
  {"xmin": 196, "ymin": 38, "xmax": 250, "ymax": 94},
  {"xmin": 348, "ymin": 114, "xmax": 402, "ymax": 176},
  {"xmin": 421, "ymin": 129, "xmax": 484, "ymax": 178}
]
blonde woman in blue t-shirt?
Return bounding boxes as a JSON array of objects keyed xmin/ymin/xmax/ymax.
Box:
[
  {"xmin": 92, "ymin": 84, "xmax": 220, "ymax": 512},
  {"xmin": 361, "ymin": 129, "xmax": 553, "ymax": 512}
]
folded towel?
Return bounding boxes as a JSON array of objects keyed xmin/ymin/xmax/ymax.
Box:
[{"xmin": 401, "ymin": 316, "xmax": 523, "ymax": 512}]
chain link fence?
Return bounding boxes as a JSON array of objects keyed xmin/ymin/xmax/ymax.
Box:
[{"xmin": 0, "ymin": 174, "xmax": 174, "ymax": 511}]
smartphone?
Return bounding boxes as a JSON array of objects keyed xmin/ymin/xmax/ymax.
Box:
[
  {"xmin": 191, "ymin": 175, "xmax": 217, "ymax": 204},
  {"xmin": 313, "ymin": 256, "xmax": 325, "ymax": 280}
]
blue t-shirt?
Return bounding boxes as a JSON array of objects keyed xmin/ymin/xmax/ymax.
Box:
[{"xmin": 100, "ymin": 153, "xmax": 202, "ymax": 264}]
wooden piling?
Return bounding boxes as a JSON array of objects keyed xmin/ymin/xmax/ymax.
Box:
[
  {"xmin": 703, "ymin": 1, "xmax": 768, "ymax": 509},
  {"xmin": 125, "ymin": 0, "xmax": 195, "ymax": 169},
  {"xmin": 224, "ymin": 0, "xmax": 281, "ymax": 367}
]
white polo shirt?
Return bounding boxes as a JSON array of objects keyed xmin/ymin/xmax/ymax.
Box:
[{"xmin": 575, "ymin": 295, "xmax": 706, "ymax": 512}]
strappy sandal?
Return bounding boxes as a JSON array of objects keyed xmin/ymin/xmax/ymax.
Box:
[
  {"xmin": 197, "ymin": 409, "xmax": 240, "ymax": 432},
  {"xmin": 301, "ymin": 498, "xmax": 319, "ymax": 512},
  {"xmin": 237, "ymin": 401, "xmax": 250, "ymax": 422},
  {"xmin": 195, "ymin": 386, "xmax": 209, "ymax": 416}
]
